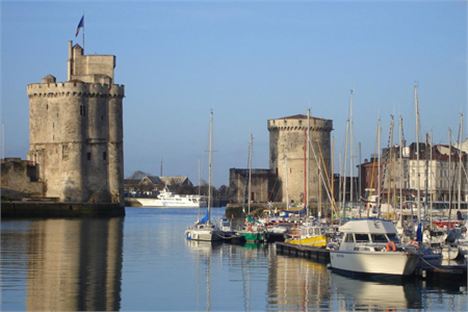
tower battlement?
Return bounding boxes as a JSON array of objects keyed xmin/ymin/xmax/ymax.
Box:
[
  {"xmin": 268, "ymin": 115, "xmax": 333, "ymax": 132},
  {"xmin": 27, "ymin": 82, "xmax": 124, "ymax": 98}
]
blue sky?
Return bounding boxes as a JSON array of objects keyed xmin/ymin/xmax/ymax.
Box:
[{"xmin": 1, "ymin": 1, "xmax": 467, "ymax": 187}]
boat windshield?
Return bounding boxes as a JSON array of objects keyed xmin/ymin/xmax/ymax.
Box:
[
  {"xmin": 386, "ymin": 233, "xmax": 400, "ymax": 243},
  {"xmin": 354, "ymin": 234, "xmax": 370, "ymax": 243},
  {"xmin": 345, "ymin": 233, "xmax": 354, "ymax": 243},
  {"xmin": 371, "ymin": 234, "xmax": 388, "ymax": 243}
]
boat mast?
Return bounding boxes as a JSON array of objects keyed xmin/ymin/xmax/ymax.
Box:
[
  {"xmin": 198, "ymin": 159, "xmax": 201, "ymax": 197},
  {"xmin": 457, "ymin": 113, "xmax": 464, "ymax": 212},
  {"xmin": 306, "ymin": 109, "xmax": 311, "ymax": 216},
  {"xmin": 207, "ymin": 110, "xmax": 213, "ymax": 222},
  {"xmin": 331, "ymin": 135, "xmax": 335, "ymax": 221},
  {"xmin": 429, "ymin": 132, "xmax": 433, "ymax": 227},
  {"xmin": 448, "ymin": 128, "xmax": 452, "ymax": 217},
  {"xmin": 349, "ymin": 90, "xmax": 354, "ymax": 205},
  {"xmin": 248, "ymin": 133, "xmax": 253, "ymax": 215},
  {"xmin": 414, "ymin": 84, "xmax": 421, "ymax": 223},
  {"xmin": 377, "ymin": 118, "xmax": 382, "ymax": 212},
  {"xmin": 342, "ymin": 117, "xmax": 349, "ymax": 219},
  {"xmin": 284, "ymin": 150, "xmax": 289, "ymax": 209},
  {"xmin": 424, "ymin": 133, "xmax": 429, "ymax": 219},
  {"xmin": 399, "ymin": 116, "xmax": 404, "ymax": 226},
  {"xmin": 358, "ymin": 141, "xmax": 362, "ymax": 218}
]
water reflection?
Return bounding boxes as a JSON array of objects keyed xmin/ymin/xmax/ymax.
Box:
[
  {"xmin": 330, "ymin": 273, "xmax": 422, "ymax": 310},
  {"xmin": 268, "ymin": 254, "xmax": 331, "ymax": 311},
  {"xmin": 2, "ymin": 218, "xmax": 123, "ymax": 311}
]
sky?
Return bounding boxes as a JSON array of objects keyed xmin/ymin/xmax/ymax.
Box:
[{"xmin": 1, "ymin": 0, "xmax": 467, "ymax": 187}]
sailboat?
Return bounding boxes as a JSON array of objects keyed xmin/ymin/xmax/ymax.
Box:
[
  {"xmin": 185, "ymin": 111, "xmax": 222, "ymax": 242},
  {"xmin": 238, "ymin": 133, "xmax": 267, "ymax": 243},
  {"xmin": 284, "ymin": 109, "xmax": 328, "ymax": 247}
]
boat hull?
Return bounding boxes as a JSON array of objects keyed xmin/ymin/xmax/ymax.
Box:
[
  {"xmin": 239, "ymin": 231, "xmax": 266, "ymax": 243},
  {"xmin": 287, "ymin": 235, "xmax": 327, "ymax": 247},
  {"xmin": 330, "ymin": 250, "xmax": 419, "ymax": 276},
  {"xmin": 185, "ymin": 228, "xmax": 221, "ymax": 242}
]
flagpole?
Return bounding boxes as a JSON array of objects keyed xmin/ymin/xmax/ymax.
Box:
[{"xmin": 82, "ymin": 15, "xmax": 85, "ymax": 51}]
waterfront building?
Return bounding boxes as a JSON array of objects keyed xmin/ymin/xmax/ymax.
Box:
[
  {"xmin": 26, "ymin": 41, "xmax": 125, "ymax": 205},
  {"xmin": 360, "ymin": 142, "xmax": 468, "ymax": 202}
]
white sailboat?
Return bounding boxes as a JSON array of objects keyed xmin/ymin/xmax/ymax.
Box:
[{"xmin": 185, "ymin": 111, "xmax": 221, "ymax": 242}]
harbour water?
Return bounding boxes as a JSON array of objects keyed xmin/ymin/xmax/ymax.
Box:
[{"xmin": 1, "ymin": 208, "xmax": 467, "ymax": 311}]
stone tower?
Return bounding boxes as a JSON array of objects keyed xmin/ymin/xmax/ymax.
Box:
[
  {"xmin": 268, "ymin": 114, "xmax": 333, "ymax": 209},
  {"xmin": 27, "ymin": 41, "xmax": 124, "ymax": 205}
]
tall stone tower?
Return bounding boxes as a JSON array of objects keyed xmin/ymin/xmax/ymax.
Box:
[
  {"xmin": 27, "ymin": 42, "xmax": 124, "ymax": 205},
  {"xmin": 268, "ymin": 114, "xmax": 333, "ymax": 209}
]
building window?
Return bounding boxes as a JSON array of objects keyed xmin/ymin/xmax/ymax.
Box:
[
  {"xmin": 87, "ymin": 152, "xmax": 91, "ymax": 160},
  {"xmin": 103, "ymin": 152, "xmax": 107, "ymax": 160}
]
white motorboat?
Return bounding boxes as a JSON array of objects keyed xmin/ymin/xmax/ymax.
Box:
[
  {"xmin": 329, "ymin": 219, "xmax": 420, "ymax": 276},
  {"xmin": 134, "ymin": 188, "xmax": 207, "ymax": 208}
]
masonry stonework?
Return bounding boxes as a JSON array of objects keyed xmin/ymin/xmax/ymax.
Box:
[
  {"xmin": 26, "ymin": 42, "xmax": 124, "ymax": 205},
  {"xmin": 268, "ymin": 114, "xmax": 333, "ymax": 208}
]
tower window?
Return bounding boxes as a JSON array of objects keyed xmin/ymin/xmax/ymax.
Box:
[
  {"xmin": 87, "ymin": 152, "xmax": 91, "ymax": 160},
  {"xmin": 103, "ymin": 152, "xmax": 107, "ymax": 160}
]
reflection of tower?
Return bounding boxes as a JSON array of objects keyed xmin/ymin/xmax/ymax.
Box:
[
  {"xmin": 268, "ymin": 115, "xmax": 333, "ymax": 208},
  {"xmin": 27, "ymin": 42, "xmax": 124, "ymax": 205},
  {"xmin": 267, "ymin": 255, "xmax": 331, "ymax": 311},
  {"xmin": 26, "ymin": 218, "xmax": 123, "ymax": 311}
]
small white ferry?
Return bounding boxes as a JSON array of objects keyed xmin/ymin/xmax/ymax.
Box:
[
  {"xmin": 135, "ymin": 188, "xmax": 207, "ymax": 208},
  {"xmin": 329, "ymin": 219, "xmax": 420, "ymax": 276}
]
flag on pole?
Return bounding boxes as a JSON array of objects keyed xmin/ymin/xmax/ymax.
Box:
[{"xmin": 75, "ymin": 15, "xmax": 84, "ymax": 37}]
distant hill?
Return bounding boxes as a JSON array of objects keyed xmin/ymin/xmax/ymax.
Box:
[{"xmin": 127, "ymin": 170, "xmax": 152, "ymax": 180}]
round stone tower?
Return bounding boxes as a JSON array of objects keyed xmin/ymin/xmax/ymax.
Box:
[
  {"xmin": 268, "ymin": 114, "xmax": 333, "ymax": 212},
  {"xmin": 26, "ymin": 42, "xmax": 125, "ymax": 205}
]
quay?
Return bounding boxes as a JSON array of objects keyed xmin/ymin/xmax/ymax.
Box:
[
  {"xmin": 275, "ymin": 242, "xmax": 330, "ymax": 263},
  {"xmin": 1, "ymin": 201, "xmax": 124, "ymax": 218}
]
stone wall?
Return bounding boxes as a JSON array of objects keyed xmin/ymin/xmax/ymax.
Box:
[
  {"xmin": 1, "ymin": 158, "xmax": 44, "ymax": 199},
  {"xmin": 229, "ymin": 168, "xmax": 276, "ymax": 204}
]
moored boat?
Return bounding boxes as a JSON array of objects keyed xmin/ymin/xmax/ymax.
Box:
[
  {"xmin": 134, "ymin": 188, "xmax": 207, "ymax": 208},
  {"xmin": 185, "ymin": 111, "xmax": 220, "ymax": 242},
  {"xmin": 286, "ymin": 222, "xmax": 327, "ymax": 247},
  {"xmin": 329, "ymin": 219, "xmax": 420, "ymax": 276}
]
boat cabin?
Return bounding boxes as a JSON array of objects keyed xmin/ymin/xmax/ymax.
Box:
[{"xmin": 339, "ymin": 219, "xmax": 401, "ymax": 251}]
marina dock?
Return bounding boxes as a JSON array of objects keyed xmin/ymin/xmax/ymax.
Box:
[{"xmin": 275, "ymin": 242, "xmax": 330, "ymax": 263}]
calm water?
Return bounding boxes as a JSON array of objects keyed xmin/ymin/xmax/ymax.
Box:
[{"xmin": 1, "ymin": 207, "xmax": 467, "ymax": 311}]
